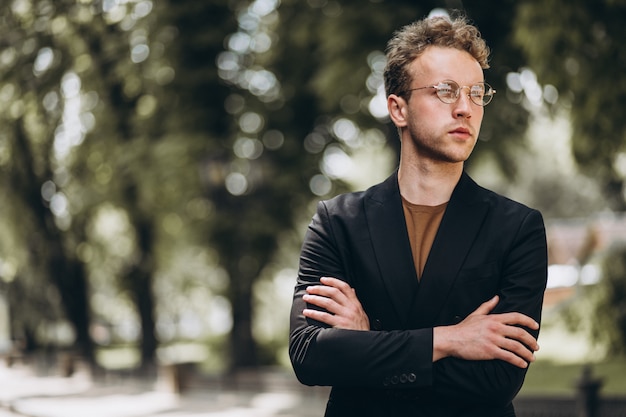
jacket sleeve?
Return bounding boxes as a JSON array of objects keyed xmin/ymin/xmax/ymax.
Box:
[
  {"xmin": 431, "ymin": 208, "xmax": 548, "ymax": 405},
  {"xmin": 289, "ymin": 200, "xmax": 434, "ymax": 389}
]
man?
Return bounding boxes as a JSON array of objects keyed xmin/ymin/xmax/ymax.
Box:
[{"xmin": 289, "ymin": 15, "xmax": 548, "ymax": 417}]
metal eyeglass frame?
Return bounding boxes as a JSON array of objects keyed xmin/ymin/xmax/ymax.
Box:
[{"xmin": 405, "ymin": 80, "xmax": 496, "ymax": 106}]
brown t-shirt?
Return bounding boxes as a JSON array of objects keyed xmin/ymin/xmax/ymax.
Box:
[{"xmin": 401, "ymin": 196, "xmax": 448, "ymax": 280}]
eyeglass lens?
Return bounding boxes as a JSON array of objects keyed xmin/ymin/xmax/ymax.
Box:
[{"xmin": 437, "ymin": 81, "xmax": 493, "ymax": 105}]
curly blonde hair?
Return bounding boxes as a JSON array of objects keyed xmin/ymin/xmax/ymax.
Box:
[{"xmin": 384, "ymin": 15, "xmax": 490, "ymax": 98}]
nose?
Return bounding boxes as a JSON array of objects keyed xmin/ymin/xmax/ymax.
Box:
[{"xmin": 453, "ymin": 89, "xmax": 473, "ymax": 119}]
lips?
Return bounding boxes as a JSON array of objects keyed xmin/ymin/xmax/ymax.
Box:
[
  {"xmin": 449, "ymin": 126, "xmax": 472, "ymax": 139},
  {"xmin": 450, "ymin": 127, "xmax": 470, "ymax": 135}
]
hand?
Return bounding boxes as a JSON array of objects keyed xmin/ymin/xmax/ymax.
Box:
[
  {"xmin": 302, "ymin": 277, "xmax": 370, "ymax": 331},
  {"xmin": 433, "ymin": 295, "xmax": 540, "ymax": 368}
]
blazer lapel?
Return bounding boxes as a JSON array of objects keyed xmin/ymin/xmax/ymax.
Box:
[
  {"xmin": 365, "ymin": 172, "xmax": 418, "ymax": 325},
  {"xmin": 411, "ymin": 172, "xmax": 490, "ymax": 327}
]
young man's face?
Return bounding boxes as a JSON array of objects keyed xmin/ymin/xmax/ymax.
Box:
[{"xmin": 394, "ymin": 46, "xmax": 485, "ymax": 165}]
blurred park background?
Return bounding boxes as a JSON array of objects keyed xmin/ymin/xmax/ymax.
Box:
[{"xmin": 1, "ymin": 0, "xmax": 626, "ymax": 412}]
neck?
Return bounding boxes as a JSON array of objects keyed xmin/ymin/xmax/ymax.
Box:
[{"xmin": 397, "ymin": 157, "xmax": 463, "ymax": 206}]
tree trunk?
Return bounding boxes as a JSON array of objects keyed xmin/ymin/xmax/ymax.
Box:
[
  {"xmin": 123, "ymin": 214, "xmax": 158, "ymax": 370},
  {"xmin": 128, "ymin": 266, "xmax": 157, "ymax": 370},
  {"xmin": 50, "ymin": 250, "xmax": 94, "ymax": 363},
  {"xmin": 229, "ymin": 278, "xmax": 258, "ymax": 370}
]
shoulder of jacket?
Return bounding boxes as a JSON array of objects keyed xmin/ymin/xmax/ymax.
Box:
[
  {"xmin": 319, "ymin": 190, "xmax": 366, "ymax": 214},
  {"xmin": 478, "ymin": 186, "xmax": 543, "ymax": 222}
]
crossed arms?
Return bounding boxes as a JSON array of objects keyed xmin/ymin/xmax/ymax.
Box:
[{"xmin": 303, "ymin": 277, "xmax": 539, "ymax": 369}]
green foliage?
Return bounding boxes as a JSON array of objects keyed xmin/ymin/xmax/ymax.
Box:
[
  {"xmin": 594, "ymin": 244, "xmax": 626, "ymax": 355},
  {"xmin": 514, "ymin": 0, "xmax": 626, "ymax": 209},
  {"xmin": 0, "ymin": 0, "xmax": 236, "ymax": 365},
  {"xmin": 558, "ymin": 243, "xmax": 626, "ymax": 357},
  {"xmin": 514, "ymin": 0, "xmax": 626, "ymax": 356},
  {"xmin": 0, "ymin": 0, "xmax": 94, "ymax": 355}
]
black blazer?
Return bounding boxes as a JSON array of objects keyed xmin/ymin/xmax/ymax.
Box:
[{"xmin": 289, "ymin": 171, "xmax": 548, "ymax": 417}]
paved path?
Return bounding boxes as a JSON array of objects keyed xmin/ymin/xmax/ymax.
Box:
[{"xmin": 0, "ymin": 364, "xmax": 329, "ymax": 417}]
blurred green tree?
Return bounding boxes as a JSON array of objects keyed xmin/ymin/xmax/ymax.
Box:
[
  {"xmin": 514, "ymin": 0, "xmax": 626, "ymax": 356},
  {"xmin": 0, "ymin": 0, "xmax": 94, "ymax": 361},
  {"xmin": 0, "ymin": 0, "xmax": 232, "ymax": 370},
  {"xmin": 514, "ymin": 0, "xmax": 626, "ymax": 210},
  {"xmin": 560, "ymin": 242, "xmax": 626, "ymax": 356},
  {"xmin": 594, "ymin": 244, "xmax": 626, "ymax": 355}
]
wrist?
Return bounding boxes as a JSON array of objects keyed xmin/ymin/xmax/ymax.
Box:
[{"xmin": 432, "ymin": 325, "xmax": 453, "ymax": 362}]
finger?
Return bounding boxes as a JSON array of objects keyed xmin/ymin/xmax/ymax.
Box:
[
  {"xmin": 469, "ymin": 295, "xmax": 499, "ymax": 317},
  {"xmin": 303, "ymin": 308, "xmax": 337, "ymax": 326},
  {"xmin": 495, "ymin": 312, "xmax": 539, "ymax": 331},
  {"xmin": 315, "ymin": 278, "xmax": 363, "ymax": 307},
  {"xmin": 321, "ymin": 279, "xmax": 363, "ymax": 305},
  {"xmin": 320, "ymin": 277, "xmax": 352, "ymax": 294},
  {"xmin": 495, "ymin": 347, "xmax": 531, "ymax": 369},
  {"xmin": 303, "ymin": 293, "xmax": 340, "ymax": 313},
  {"xmin": 306, "ymin": 285, "xmax": 348, "ymax": 305},
  {"xmin": 503, "ymin": 326, "xmax": 540, "ymax": 351},
  {"xmin": 499, "ymin": 337, "xmax": 537, "ymax": 364}
]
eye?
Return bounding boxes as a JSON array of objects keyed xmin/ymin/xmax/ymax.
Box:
[
  {"xmin": 470, "ymin": 84, "xmax": 485, "ymax": 99},
  {"xmin": 437, "ymin": 82, "xmax": 457, "ymax": 98}
]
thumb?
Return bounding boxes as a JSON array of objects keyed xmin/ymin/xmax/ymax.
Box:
[{"xmin": 469, "ymin": 295, "xmax": 499, "ymax": 316}]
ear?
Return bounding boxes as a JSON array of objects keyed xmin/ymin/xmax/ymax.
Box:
[{"xmin": 387, "ymin": 94, "xmax": 408, "ymax": 128}]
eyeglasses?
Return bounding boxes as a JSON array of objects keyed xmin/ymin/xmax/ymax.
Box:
[{"xmin": 405, "ymin": 80, "xmax": 496, "ymax": 106}]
